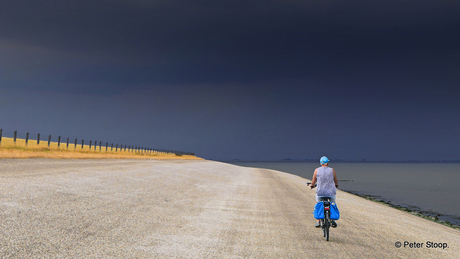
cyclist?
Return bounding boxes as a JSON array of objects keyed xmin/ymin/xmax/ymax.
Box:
[{"xmin": 309, "ymin": 156, "xmax": 339, "ymax": 228}]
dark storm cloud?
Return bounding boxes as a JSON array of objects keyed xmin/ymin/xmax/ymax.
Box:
[{"xmin": 2, "ymin": 0, "xmax": 459, "ymax": 88}]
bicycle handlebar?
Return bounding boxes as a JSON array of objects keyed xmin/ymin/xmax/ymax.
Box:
[{"xmin": 307, "ymin": 182, "xmax": 339, "ymax": 188}]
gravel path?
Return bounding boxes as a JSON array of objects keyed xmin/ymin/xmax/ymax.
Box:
[{"xmin": 1, "ymin": 159, "xmax": 458, "ymax": 258}]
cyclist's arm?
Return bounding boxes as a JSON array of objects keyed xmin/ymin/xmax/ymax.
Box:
[
  {"xmin": 333, "ymin": 168, "xmax": 339, "ymax": 187},
  {"xmin": 310, "ymin": 169, "xmax": 318, "ymax": 189}
]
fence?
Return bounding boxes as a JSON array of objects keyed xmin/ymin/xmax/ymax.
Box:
[{"xmin": 0, "ymin": 128, "xmax": 195, "ymax": 156}]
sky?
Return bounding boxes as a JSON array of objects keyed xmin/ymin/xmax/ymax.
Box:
[{"xmin": 1, "ymin": 0, "xmax": 459, "ymax": 161}]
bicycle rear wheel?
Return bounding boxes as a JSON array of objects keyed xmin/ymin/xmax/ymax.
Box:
[
  {"xmin": 322, "ymin": 219, "xmax": 326, "ymax": 237},
  {"xmin": 325, "ymin": 214, "xmax": 330, "ymax": 241}
]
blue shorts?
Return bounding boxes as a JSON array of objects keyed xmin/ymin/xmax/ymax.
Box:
[{"xmin": 316, "ymin": 195, "xmax": 336, "ymax": 203}]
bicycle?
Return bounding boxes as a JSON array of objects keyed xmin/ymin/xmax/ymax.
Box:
[
  {"xmin": 307, "ymin": 182, "xmax": 337, "ymax": 241},
  {"xmin": 318, "ymin": 196, "xmax": 333, "ymax": 241}
]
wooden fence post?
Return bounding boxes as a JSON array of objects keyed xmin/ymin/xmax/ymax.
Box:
[
  {"xmin": 14, "ymin": 131, "xmax": 17, "ymax": 144},
  {"xmin": 111, "ymin": 143, "xmax": 113, "ymax": 151},
  {"xmin": 89, "ymin": 140, "xmax": 92, "ymax": 149},
  {"xmin": 66, "ymin": 138, "xmax": 69, "ymax": 149},
  {"xmin": 37, "ymin": 133, "xmax": 40, "ymax": 145},
  {"xmin": 58, "ymin": 136, "xmax": 61, "ymax": 148},
  {"xmin": 48, "ymin": 135, "xmax": 51, "ymax": 147},
  {"xmin": 0, "ymin": 129, "xmax": 2, "ymax": 146},
  {"xmin": 74, "ymin": 138, "xmax": 77, "ymax": 149},
  {"xmin": 94, "ymin": 140, "xmax": 97, "ymax": 151},
  {"xmin": 116, "ymin": 144, "xmax": 118, "ymax": 152},
  {"xmin": 25, "ymin": 132, "xmax": 29, "ymax": 146},
  {"xmin": 99, "ymin": 141, "xmax": 102, "ymax": 151},
  {"xmin": 106, "ymin": 142, "xmax": 108, "ymax": 151},
  {"xmin": 81, "ymin": 139, "xmax": 84, "ymax": 149}
]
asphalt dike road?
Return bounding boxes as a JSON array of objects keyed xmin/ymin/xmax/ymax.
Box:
[{"xmin": 0, "ymin": 159, "xmax": 458, "ymax": 258}]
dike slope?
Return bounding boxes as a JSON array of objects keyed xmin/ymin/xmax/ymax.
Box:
[{"xmin": 0, "ymin": 159, "xmax": 458, "ymax": 258}]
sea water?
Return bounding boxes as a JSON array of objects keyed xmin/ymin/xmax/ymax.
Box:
[{"xmin": 226, "ymin": 161, "xmax": 460, "ymax": 225}]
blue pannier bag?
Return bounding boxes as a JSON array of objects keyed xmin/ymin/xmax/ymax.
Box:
[
  {"xmin": 330, "ymin": 203, "xmax": 340, "ymax": 220},
  {"xmin": 313, "ymin": 202, "xmax": 324, "ymax": 219}
]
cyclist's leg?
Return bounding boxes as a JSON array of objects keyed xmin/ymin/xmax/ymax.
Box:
[
  {"xmin": 329, "ymin": 195, "xmax": 336, "ymax": 204},
  {"xmin": 315, "ymin": 194, "xmax": 321, "ymax": 227},
  {"xmin": 315, "ymin": 220, "xmax": 320, "ymax": 228}
]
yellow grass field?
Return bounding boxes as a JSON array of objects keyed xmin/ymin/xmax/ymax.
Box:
[{"xmin": 0, "ymin": 137, "xmax": 201, "ymax": 160}]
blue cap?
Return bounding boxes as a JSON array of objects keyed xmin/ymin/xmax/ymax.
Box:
[{"xmin": 320, "ymin": 156, "xmax": 329, "ymax": 164}]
